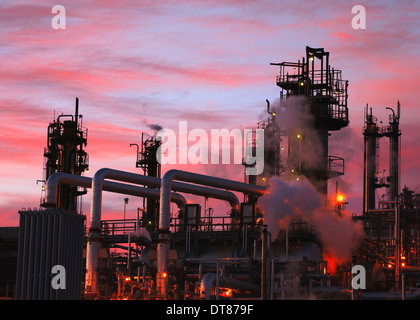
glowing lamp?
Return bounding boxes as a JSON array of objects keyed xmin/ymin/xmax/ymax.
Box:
[
  {"xmin": 223, "ymin": 289, "xmax": 232, "ymax": 297},
  {"xmin": 336, "ymin": 194, "xmax": 345, "ymax": 203}
]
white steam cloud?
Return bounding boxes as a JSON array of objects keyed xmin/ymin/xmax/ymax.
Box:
[{"xmin": 258, "ymin": 176, "xmax": 365, "ymax": 265}]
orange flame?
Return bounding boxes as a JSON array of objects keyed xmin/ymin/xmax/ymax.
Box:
[{"xmin": 323, "ymin": 254, "xmax": 346, "ymax": 274}]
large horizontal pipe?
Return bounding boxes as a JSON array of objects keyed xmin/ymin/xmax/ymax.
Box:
[
  {"xmin": 159, "ymin": 169, "xmax": 266, "ymax": 230},
  {"xmin": 158, "ymin": 169, "xmax": 266, "ymax": 298},
  {"xmin": 88, "ymin": 168, "xmax": 240, "ymax": 230},
  {"xmin": 86, "ymin": 168, "xmax": 241, "ymax": 295},
  {"xmin": 43, "ymin": 172, "xmax": 187, "ymax": 210}
]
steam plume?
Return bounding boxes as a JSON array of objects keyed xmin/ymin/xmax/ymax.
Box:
[{"xmin": 258, "ymin": 176, "xmax": 365, "ymax": 265}]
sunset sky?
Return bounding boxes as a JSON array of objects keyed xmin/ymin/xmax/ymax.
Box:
[{"xmin": 1, "ymin": 0, "xmax": 419, "ymax": 226}]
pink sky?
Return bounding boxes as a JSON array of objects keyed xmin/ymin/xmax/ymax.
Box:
[{"xmin": 1, "ymin": 1, "xmax": 420, "ymax": 226}]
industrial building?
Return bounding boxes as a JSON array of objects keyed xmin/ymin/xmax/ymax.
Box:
[{"xmin": 1, "ymin": 46, "xmax": 420, "ymax": 300}]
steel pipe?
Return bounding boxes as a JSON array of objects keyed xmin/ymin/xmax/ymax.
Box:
[
  {"xmin": 158, "ymin": 169, "xmax": 266, "ymax": 298},
  {"xmin": 88, "ymin": 169, "xmax": 240, "ymax": 229},
  {"xmin": 86, "ymin": 168, "xmax": 241, "ymax": 295},
  {"xmin": 44, "ymin": 172, "xmax": 187, "ymax": 210},
  {"xmin": 159, "ymin": 169, "xmax": 266, "ymax": 230}
]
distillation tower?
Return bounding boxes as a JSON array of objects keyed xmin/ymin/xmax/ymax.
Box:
[
  {"xmin": 363, "ymin": 102, "xmax": 401, "ymax": 213},
  {"xmin": 42, "ymin": 97, "xmax": 89, "ymax": 211},
  {"xmin": 267, "ymin": 46, "xmax": 349, "ymax": 196},
  {"xmin": 131, "ymin": 134, "xmax": 161, "ymax": 229}
]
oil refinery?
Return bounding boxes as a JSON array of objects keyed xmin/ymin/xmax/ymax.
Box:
[{"xmin": 1, "ymin": 46, "xmax": 420, "ymax": 301}]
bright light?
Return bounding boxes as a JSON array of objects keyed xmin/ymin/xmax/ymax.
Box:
[
  {"xmin": 125, "ymin": 277, "xmax": 130, "ymax": 281},
  {"xmin": 222, "ymin": 289, "xmax": 232, "ymax": 297},
  {"xmin": 162, "ymin": 272, "xmax": 168, "ymax": 278},
  {"xmin": 336, "ymin": 194, "xmax": 345, "ymax": 203},
  {"xmin": 297, "ymin": 134, "xmax": 302, "ymax": 139},
  {"xmin": 299, "ymin": 82, "xmax": 304, "ymax": 86}
]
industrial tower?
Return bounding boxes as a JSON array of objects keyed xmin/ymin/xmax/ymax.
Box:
[
  {"xmin": 42, "ymin": 97, "xmax": 89, "ymax": 211},
  {"xmin": 363, "ymin": 102, "xmax": 401, "ymax": 213},
  {"xmin": 265, "ymin": 46, "xmax": 349, "ymax": 197},
  {"xmin": 131, "ymin": 134, "xmax": 161, "ymax": 229},
  {"xmin": 16, "ymin": 98, "xmax": 88, "ymax": 299}
]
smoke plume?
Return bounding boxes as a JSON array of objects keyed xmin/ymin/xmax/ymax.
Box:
[
  {"xmin": 258, "ymin": 176, "xmax": 365, "ymax": 265},
  {"xmin": 142, "ymin": 120, "xmax": 163, "ymax": 133},
  {"xmin": 148, "ymin": 123, "xmax": 163, "ymax": 132}
]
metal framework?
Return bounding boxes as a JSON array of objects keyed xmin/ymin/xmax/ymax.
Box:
[{"xmin": 269, "ymin": 46, "xmax": 349, "ymax": 195}]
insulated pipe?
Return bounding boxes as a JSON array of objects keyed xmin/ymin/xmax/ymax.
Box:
[
  {"xmin": 159, "ymin": 169, "xmax": 266, "ymax": 230},
  {"xmin": 44, "ymin": 172, "xmax": 187, "ymax": 210},
  {"xmin": 87, "ymin": 168, "xmax": 240, "ymax": 230},
  {"xmin": 86, "ymin": 168, "xmax": 241, "ymax": 295},
  {"xmin": 158, "ymin": 169, "xmax": 266, "ymax": 298}
]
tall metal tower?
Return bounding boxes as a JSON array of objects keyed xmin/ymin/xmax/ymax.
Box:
[
  {"xmin": 363, "ymin": 102, "xmax": 401, "ymax": 213},
  {"xmin": 270, "ymin": 46, "xmax": 349, "ymax": 196},
  {"xmin": 42, "ymin": 97, "xmax": 89, "ymax": 211},
  {"xmin": 131, "ymin": 134, "xmax": 161, "ymax": 228},
  {"xmin": 17, "ymin": 98, "xmax": 88, "ymax": 300}
]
